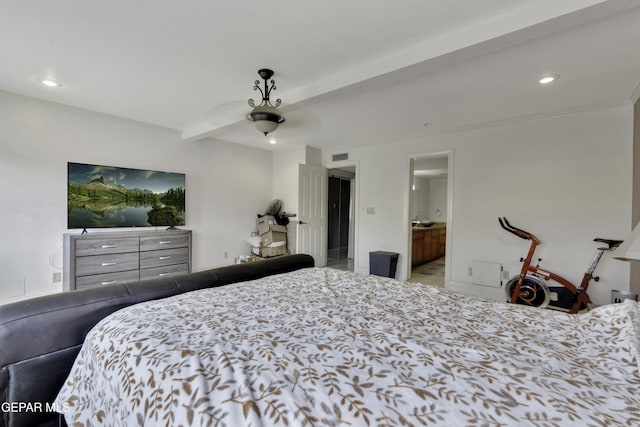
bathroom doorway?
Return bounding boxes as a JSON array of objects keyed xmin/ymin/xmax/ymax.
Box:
[
  {"xmin": 327, "ymin": 167, "xmax": 355, "ymax": 271},
  {"xmin": 408, "ymin": 154, "xmax": 451, "ymax": 287}
]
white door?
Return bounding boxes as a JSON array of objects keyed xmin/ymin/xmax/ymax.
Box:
[{"xmin": 298, "ymin": 164, "xmax": 327, "ymax": 267}]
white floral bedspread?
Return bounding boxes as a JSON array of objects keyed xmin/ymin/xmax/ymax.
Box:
[{"xmin": 55, "ymin": 267, "xmax": 640, "ymax": 426}]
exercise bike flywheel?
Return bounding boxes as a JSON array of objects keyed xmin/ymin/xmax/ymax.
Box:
[{"xmin": 504, "ymin": 274, "xmax": 551, "ymax": 308}]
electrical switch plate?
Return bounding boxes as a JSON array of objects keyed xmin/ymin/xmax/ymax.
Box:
[{"xmin": 366, "ymin": 207, "xmax": 375, "ymax": 215}]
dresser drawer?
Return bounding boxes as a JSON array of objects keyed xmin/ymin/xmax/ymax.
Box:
[
  {"xmin": 140, "ymin": 263, "xmax": 190, "ymax": 280},
  {"xmin": 140, "ymin": 248, "xmax": 189, "ymax": 269},
  {"xmin": 140, "ymin": 234, "xmax": 190, "ymax": 251},
  {"xmin": 64, "ymin": 230, "xmax": 191, "ymax": 291},
  {"xmin": 76, "ymin": 270, "xmax": 140, "ymax": 289},
  {"xmin": 75, "ymin": 237, "xmax": 139, "ymax": 256},
  {"xmin": 76, "ymin": 253, "xmax": 140, "ymax": 277}
]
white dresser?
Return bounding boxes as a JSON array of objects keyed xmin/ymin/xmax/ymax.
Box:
[{"xmin": 63, "ymin": 229, "xmax": 192, "ymax": 290}]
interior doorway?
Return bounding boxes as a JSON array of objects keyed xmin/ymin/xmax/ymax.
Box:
[
  {"xmin": 408, "ymin": 154, "xmax": 451, "ymax": 287},
  {"xmin": 327, "ymin": 167, "xmax": 355, "ymax": 271}
]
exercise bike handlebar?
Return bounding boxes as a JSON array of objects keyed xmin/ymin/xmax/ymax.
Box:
[{"xmin": 499, "ymin": 217, "xmax": 539, "ymax": 241}]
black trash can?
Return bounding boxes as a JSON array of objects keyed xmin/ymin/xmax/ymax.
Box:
[{"xmin": 369, "ymin": 251, "xmax": 399, "ymax": 278}]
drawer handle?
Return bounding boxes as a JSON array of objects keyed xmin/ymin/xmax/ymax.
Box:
[
  {"xmin": 101, "ymin": 280, "xmax": 117, "ymax": 285},
  {"xmin": 101, "ymin": 244, "xmax": 117, "ymax": 249},
  {"xmin": 159, "ymin": 241, "xmax": 172, "ymax": 245},
  {"xmin": 158, "ymin": 273, "xmax": 171, "ymax": 277},
  {"xmin": 159, "ymin": 256, "xmax": 172, "ymax": 260},
  {"xmin": 101, "ymin": 262, "xmax": 117, "ymax": 266}
]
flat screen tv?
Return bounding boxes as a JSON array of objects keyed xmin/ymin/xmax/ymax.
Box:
[{"xmin": 67, "ymin": 162, "xmax": 186, "ymax": 229}]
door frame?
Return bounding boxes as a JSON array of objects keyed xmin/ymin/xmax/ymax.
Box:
[
  {"xmin": 406, "ymin": 150, "xmax": 454, "ymax": 286},
  {"xmin": 325, "ymin": 161, "xmax": 359, "ymax": 271},
  {"xmin": 327, "ymin": 169, "xmax": 355, "ymax": 266}
]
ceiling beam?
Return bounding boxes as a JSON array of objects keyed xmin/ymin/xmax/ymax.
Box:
[{"xmin": 182, "ymin": 0, "xmax": 631, "ymax": 142}]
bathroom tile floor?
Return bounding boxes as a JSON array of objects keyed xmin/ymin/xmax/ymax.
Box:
[{"xmin": 409, "ymin": 257, "xmax": 445, "ymax": 287}]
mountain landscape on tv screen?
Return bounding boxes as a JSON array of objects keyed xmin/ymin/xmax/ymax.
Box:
[{"xmin": 67, "ymin": 163, "xmax": 185, "ymax": 229}]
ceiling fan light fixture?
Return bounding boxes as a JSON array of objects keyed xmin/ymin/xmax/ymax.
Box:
[
  {"xmin": 252, "ymin": 115, "xmax": 279, "ymax": 135},
  {"xmin": 248, "ymin": 68, "xmax": 285, "ymax": 136},
  {"xmin": 248, "ymin": 104, "xmax": 284, "ymax": 136}
]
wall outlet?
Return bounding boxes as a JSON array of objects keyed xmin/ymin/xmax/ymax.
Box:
[
  {"xmin": 468, "ymin": 267, "xmax": 472, "ymax": 276},
  {"xmin": 53, "ymin": 272, "xmax": 62, "ymax": 283},
  {"xmin": 224, "ymin": 251, "xmax": 228, "ymax": 259}
]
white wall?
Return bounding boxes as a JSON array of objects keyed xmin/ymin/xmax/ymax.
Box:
[
  {"xmin": 323, "ymin": 104, "xmax": 633, "ymax": 305},
  {"xmin": 2, "ymin": 90, "xmax": 633, "ymax": 307},
  {"xmin": 0, "ymin": 91, "xmax": 273, "ymax": 304},
  {"xmin": 272, "ymin": 148, "xmax": 306, "ymax": 215},
  {"xmin": 271, "ymin": 145, "xmax": 324, "ymax": 216}
]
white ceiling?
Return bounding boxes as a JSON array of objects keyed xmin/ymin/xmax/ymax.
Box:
[{"xmin": 2, "ymin": 0, "xmax": 640, "ymax": 151}]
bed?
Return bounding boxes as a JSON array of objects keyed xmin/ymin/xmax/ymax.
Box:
[
  {"xmin": 0, "ymin": 254, "xmax": 315, "ymax": 427},
  {"xmin": 54, "ymin": 267, "xmax": 640, "ymax": 426}
]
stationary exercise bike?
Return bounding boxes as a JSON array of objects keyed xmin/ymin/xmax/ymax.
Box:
[{"xmin": 499, "ymin": 217, "xmax": 622, "ymax": 314}]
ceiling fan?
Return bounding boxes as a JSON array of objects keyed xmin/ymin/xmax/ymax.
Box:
[
  {"xmin": 247, "ymin": 68, "xmax": 285, "ymax": 136},
  {"xmin": 203, "ymin": 68, "xmax": 320, "ymax": 144}
]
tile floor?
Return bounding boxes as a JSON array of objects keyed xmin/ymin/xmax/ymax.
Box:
[
  {"xmin": 327, "ymin": 247, "xmax": 354, "ymax": 272},
  {"xmin": 327, "ymin": 249, "xmax": 445, "ymax": 288},
  {"xmin": 408, "ymin": 257, "xmax": 445, "ymax": 287}
]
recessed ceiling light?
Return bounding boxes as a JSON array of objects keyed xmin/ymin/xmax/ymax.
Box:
[
  {"xmin": 40, "ymin": 78, "xmax": 63, "ymax": 88},
  {"xmin": 538, "ymin": 74, "xmax": 560, "ymax": 85},
  {"xmin": 268, "ymin": 139, "xmax": 277, "ymax": 145}
]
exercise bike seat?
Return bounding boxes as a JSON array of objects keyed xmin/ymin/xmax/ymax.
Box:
[{"xmin": 593, "ymin": 238, "xmax": 623, "ymax": 248}]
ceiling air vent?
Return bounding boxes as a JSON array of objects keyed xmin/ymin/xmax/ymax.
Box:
[{"xmin": 332, "ymin": 153, "xmax": 348, "ymax": 162}]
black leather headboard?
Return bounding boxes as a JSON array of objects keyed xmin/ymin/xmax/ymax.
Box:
[{"xmin": 0, "ymin": 254, "xmax": 314, "ymax": 427}]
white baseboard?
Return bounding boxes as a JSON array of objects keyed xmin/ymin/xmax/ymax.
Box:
[{"xmin": 446, "ymin": 280, "xmax": 504, "ymax": 302}]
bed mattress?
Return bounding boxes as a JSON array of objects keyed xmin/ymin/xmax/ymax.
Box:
[{"xmin": 55, "ymin": 267, "xmax": 640, "ymax": 426}]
